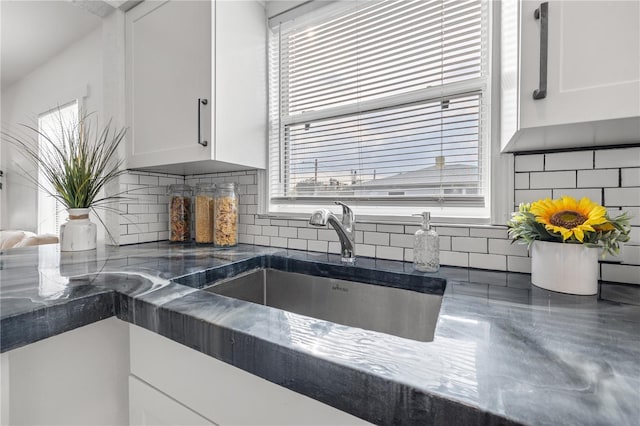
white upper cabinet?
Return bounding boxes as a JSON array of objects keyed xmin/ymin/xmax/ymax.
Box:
[
  {"xmin": 501, "ymin": 0, "xmax": 640, "ymax": 152},
  {"xmin": 126, "ymin": 0, "xmax": 266, "ymax": 174}
]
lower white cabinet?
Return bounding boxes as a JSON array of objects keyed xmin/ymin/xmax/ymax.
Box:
[
  {"xmin": 129, "ymin": 324, "xmax": 369, "ymax": 425},
  {"xmin": 0, "ymin": 318, "xmax": 129, "ymax": 426},
  {"xmin": 129, "ymin": 376, "xmax": 214, "ymax": 426},
  {"xmin": 1, "ymin": 320, "xmax": 368, "ymax": 425}
]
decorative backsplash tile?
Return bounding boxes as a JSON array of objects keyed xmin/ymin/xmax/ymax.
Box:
[{"xmin": 118, "ymin": 146, "xmax": 640, "ymax": 285}]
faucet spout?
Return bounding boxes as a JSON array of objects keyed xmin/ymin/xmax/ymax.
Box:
[{"xmin": 309, "ymin": 202, "xmax": 356, "ymax": 263}]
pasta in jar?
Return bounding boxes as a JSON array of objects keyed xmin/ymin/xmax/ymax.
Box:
[{"xmin": 214, "ymin": 183, "xmax": 238, "ymax": 247}]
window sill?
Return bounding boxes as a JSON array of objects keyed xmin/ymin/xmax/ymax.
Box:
[{"xmin": 258, "ymin": 212, "xmax": 503, "ymax": 228}]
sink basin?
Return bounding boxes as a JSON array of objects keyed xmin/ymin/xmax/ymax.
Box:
[{"xmin": 205, "ymin": 268, "xmax": 442, "ymax": 342}]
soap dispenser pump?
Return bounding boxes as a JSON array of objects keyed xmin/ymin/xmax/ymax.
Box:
[{"xmin": 413, "ymin": 212, "xmax": 439, "ymax": 272}]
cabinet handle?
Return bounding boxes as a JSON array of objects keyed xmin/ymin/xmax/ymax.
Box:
[
  {"xmin": 198, "ymin": 98, "xmax": 208, "ymax": 147},
  {"xmin": 533, "ymin": 2, "xmax": 548, "ymax": 100}
]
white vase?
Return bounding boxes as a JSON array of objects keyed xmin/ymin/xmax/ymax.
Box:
[
  {"xmin": 531, "ymin": 240, "xmax": 599, "ymax": 295},
  {"xmin": 60, "ymin": 208, "xmax": 97, "ymax": 252}
]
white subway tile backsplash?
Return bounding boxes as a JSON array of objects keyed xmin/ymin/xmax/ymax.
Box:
[
  {"xmin": 254, "ymin": 235, "xmax": 270, "ymax": 246},
  {"xmin": 507, "ymin": 256, "xmax": 531, "ymax": 273},
  {"xmin": 621, "ymin": 168, "xmax": 640, "ymax": 187},
  {"xmin": 120, "ymin": 234, "xmax": 139, "ymax": 245},
  {"xmin": 439, "ymin": 236, "xmax": 451, "ymax": 251},
  {"xmin": 263, "ymin": 226, "xmax": 279, "ymax": 237},
  {"xmin": 514, "ymin": 173, "xmax": 529, "ymax": 189},
  {"xmin": 376, "ymin": 246, "xmax": 404, "ymax": 261},
  {"xmin": 488, "ymin": 239, "xmax": 529, "ymax": 256},
  {"xmin": 358, "ymin": 244, "xmax": 376, "ymax": 258},
  {"xmin": 552, "ymin": 188, "xmax": 602, "ymax": 204},
  {"xmin": 355, "ymin": 231, "xmax": 364, "ymax": 244},
  {"xmin": 127, "ymin": 204, "xmax": 149, "ymax": 214},
  {"xmin": 440, "ymin": 251, "xmax": 469, "ymax": 267},
  {"xmin": 318, "ymin": 229, "xmax": 339, "ymax": 241},
  {"xmin": 328, "ymin": 241, "xmax": 341, "ymax": 254},
  {"xmin": 128, "ymin": 223, "xmax": 148, "ymax": 234},
  {"xmin": 515, "ymin": 154, "xmax": 544, "ymax": 172},
  {"xmin": 148, "ymin": 222, "xmax": 167, "ymax": 232},
  {"xmin": 530, "ymin": 171, "xmax": 576, "ymax": 189},
  {"xmin": 364, "ymin": 232, "xmax": 390, "ymax": 246},
  {"xmin": 357, "ymin": 223, "xmax": 378, "ymax": 232},
  {"xmin": 114, "ymin": 156, "xmax": 638, "ymax": 284},
  {"xmin": 307, "ymin": 240, "xmax": 328, "ymax": 252},
  {"xmin": 120, "ymin": 174, "xmax": 139, "ymax": 184},
  {"xmin": 469, "ymin": 227, "xmax": 509, "ymax": 239},
  {"xmin": 270, "ymin": 237, "xmax": 288, "ymax": 248},
  {"xmin": 515, "ymin": 189, "xmax": 553, "ymax": 205},
  {"xmin": 297, "ymin": 228, "xmax": 318, "ymax": 240},
  {"xmin": 246, "ymin": 225, "xmax": 262, "ymax": 235},
  {"xmin": 158, "ymin": 176, "xmax": 179, "ymax": 185},
  {"xmin": 404, "ymin": 248, "xmax": 414, "ymax": 262},
  {"xmin": 544, "ymin": 151, "xmax": 592, "ymax": 171},
  {"xmin": 601, "ymin": 263, "xmax": 640, "ymax": 285},
  {"xmin": 469, "ymin": 253, "xmax": 507, "ymax": 271},
  {"xmin": 390, "ymin": 233, "xmax": 414, "ymax": 248},
  {"xmin": 139, "ymin": 175, "xmax": 159, "ymax": 185},
  {"xmin": 239, "ymin": 215, "xmax": 255, "ymax": 225},
  {"xmin": 605, "ymin": 188, "xmax": 640, "ymax": 206},
  {"xmin": 435, "ymin": 226, "xmax": 470, "ymax": 237},
  {"xmin": 377, "ymin": 224, "xmax": 404, "ymax": 233},
  {"xmin": 288, "ymin": 239, "xmax": 308, "ymax": 250},
  {"xmin": 279, "ymin": 227, "xmax": 298, "ymax": 238},
  {"xmin": 577, "ymin": 169, "xmax": 618, "ymax": 188},
  {"xmin": 451, "ymin": 237, "xmax": 487, "ymax": 253},
  {"xmin": 238, "ymin": 174, "xmax": 255, "ymax": 185},
  {"xmin": 595, "ymin": 147, "xmax": 640, "ymax": 169},
  {"xmin": 138, "ymin": 232, "xmax": 159, "ymax": 242},
  {"xmin": 288, "ymin": 220, "xmax": 309, "ymax": 228},
  {"xmin": 622, "ymin": 245, "xmax": 640, "ymax": 265},
  {"xmin": 239, "ymin": 234, "xmax": 255, "ymax": 244}
]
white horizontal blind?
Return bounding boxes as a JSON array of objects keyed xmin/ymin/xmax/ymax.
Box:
[{"xmin": 270, "ymin": 0, "xmax": 489, "ymax": 208}]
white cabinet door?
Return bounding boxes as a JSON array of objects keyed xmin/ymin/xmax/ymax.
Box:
[
  {"xmin": 129, "ymin": 376, "xmax": 215, "ymax": 426},
  {"xmin": 129, "ymin": 324, "xmax": 370, "ymax": 425},
  {"xmin": 0, "ymin": 318, "xmax": 129, "ymax": 426},
  {"xmin": 126, "ymin": 0, "xmax": 212, "ymax": 170},
  {"xmin": 502, "ymin": 0, "xmax": 640, "ymax": 152},
  {"xmin": 520, "ymin": 0, "xmax": 640, "ymax": 128}
]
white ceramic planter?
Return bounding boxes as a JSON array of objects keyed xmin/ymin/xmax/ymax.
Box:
[
  {"xmin": 60, "ymin": 208, "xmax": 97, "ymax": 252},
  {"xmin": 531, "ymin": 240, "xmax": 599, "ymax": 295}
]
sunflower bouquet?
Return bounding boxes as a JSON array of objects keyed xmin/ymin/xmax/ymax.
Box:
[{"xmin": 508, "ymin": 196, "xmax": 631, "ymax": 257}]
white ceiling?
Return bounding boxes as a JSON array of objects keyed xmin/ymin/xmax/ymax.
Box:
[{"xmin": 1, "ymin": 0, "xmax": 103, "ymax": 89}]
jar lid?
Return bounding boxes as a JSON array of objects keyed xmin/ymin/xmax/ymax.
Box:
[
  {"xmin": 196, "ymin": 183, "xmax": 216, "ymax": 191},
  {"xmin": 167, "ymin": 184, "xmax": 193, "ymax": 195}
]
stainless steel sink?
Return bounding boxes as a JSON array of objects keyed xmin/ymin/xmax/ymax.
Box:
[{"xmin": 205, "ymin": 269, "xmax": 442, "ymax": 342}]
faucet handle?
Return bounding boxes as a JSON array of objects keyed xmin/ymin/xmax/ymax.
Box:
[{"xmin": 334, "ymin": 201, "xmax": 354, "ymax": 225}]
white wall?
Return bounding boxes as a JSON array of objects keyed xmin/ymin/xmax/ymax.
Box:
[{"xmin": 1, "ymin": 27, "xmax": 103, "ymax": 232}]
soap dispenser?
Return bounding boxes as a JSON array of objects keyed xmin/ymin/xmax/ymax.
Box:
[{"xmin": 413, "ymin": 212, "xmax": 439, "ymax": 272}]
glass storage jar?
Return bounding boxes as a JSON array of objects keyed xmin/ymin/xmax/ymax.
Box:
[
  {"xmin": 194, "ymin": 183, "xmax": 216, "ymax": 243},
  {"xmin": 168, "ymin": 184, "xmax": 193, "ymax": 242},
  {"xmin": 214, "ymin": 182, "xmax": 239, "ymax": 247}
]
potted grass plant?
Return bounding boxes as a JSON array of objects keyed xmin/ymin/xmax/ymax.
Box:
[
  {"xmin": 508, "ymin": 196, "xmax": 631, "ymax": 295},
  {"xmin": 3, "ymin": 109, "xmax": 126, "ymax": 251}
]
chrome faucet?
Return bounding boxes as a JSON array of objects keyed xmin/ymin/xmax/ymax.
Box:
[{"xmin": 309, "ymin": 201, "xmax": 356, "ymax": 264}]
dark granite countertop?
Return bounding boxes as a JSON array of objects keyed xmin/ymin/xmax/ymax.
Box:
[{"xmin": 1, "ymin": 242, "xmax": 639, "ymax": 425}]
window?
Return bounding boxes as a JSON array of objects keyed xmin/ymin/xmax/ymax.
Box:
[
  {"xmin": 268, "ymin": 0, "xmax": 491, "ymax": 218},
  {"xmin": 37, "ymin": 101, "xmax": 79, "ymax": 235}
]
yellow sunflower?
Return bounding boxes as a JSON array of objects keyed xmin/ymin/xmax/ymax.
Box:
[{"xmin": 530, "ymin": 196, "xmax": 608, "ymax": 242}]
